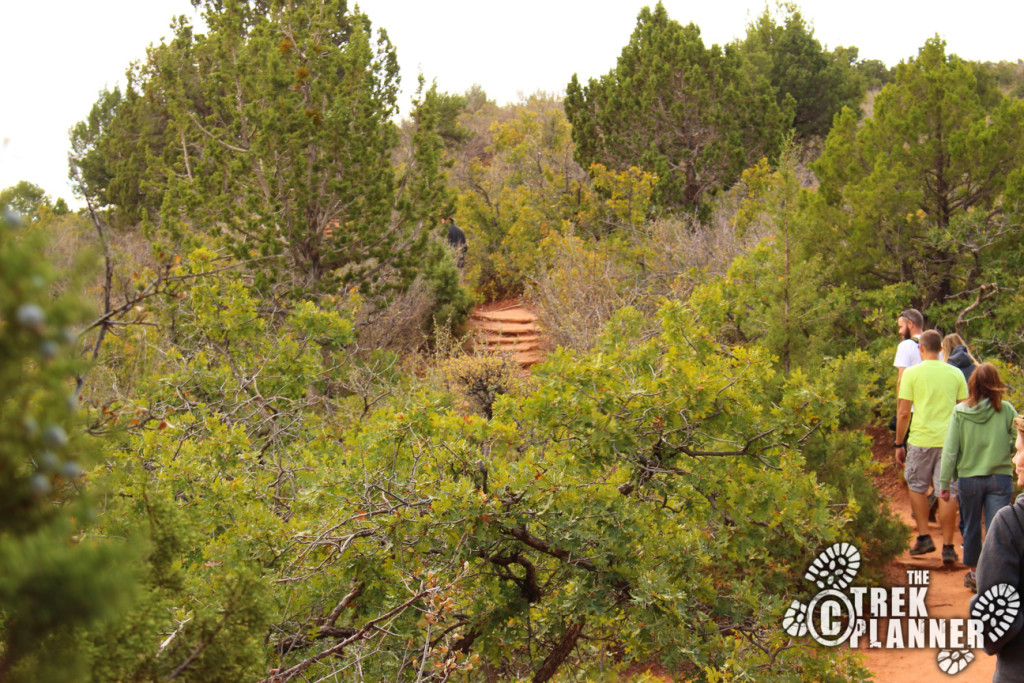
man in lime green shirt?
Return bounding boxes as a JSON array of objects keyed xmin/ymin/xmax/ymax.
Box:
[{"xmin": 895, "ymin": 329, "xmax": 969, "ymax": 563}]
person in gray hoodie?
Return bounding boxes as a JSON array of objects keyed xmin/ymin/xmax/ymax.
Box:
[
  {"xmin": 942, "ymin": 333, "xmax": 979, "ymax": 383},
  {"xmin": 940, "ymin": 363, "xmax": 1018, "ymax": 591},
  {"xmin": 972, "ymin": 413, "xmax": 1024, "ymax": 682}
]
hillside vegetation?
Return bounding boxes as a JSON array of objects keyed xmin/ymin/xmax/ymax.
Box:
[{"xmin": 4, "ymin": 1, "xmax": 1024, "ymax": 681}]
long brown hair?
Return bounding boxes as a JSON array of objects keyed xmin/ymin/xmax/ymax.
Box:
[
  {"xmin": 968, "ymin": 362, "xmax": 1005, "ymax": 411},
  {"xmin": 942, "ymin": 333, "xmax": 979, "ymax": 365}
]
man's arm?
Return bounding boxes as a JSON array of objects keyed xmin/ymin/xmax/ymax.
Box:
[
  {"xmin": 895, "ymin": 398, "xmax": 912, "ymax": 464},
  {"xmin": 939, "ymin": 411, "xmax": 960, "ymax": 496},
  {"xmin": 896, "ymin": 365, "xmax": 907, "ymax": 418}
]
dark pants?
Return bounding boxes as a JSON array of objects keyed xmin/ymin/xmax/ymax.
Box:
[{"xmin": 958, "ymin": 474, "xmax": 1014, "ymax": 566}]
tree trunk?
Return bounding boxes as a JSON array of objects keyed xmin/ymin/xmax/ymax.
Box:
[{"xmin": 532, "ymin": 620, "xmax": 585, "ymax": 683}]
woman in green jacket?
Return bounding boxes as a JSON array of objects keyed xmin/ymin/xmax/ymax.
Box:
[{"xmin": 939, "ymin": 362, "xmax": 1018, "ymax": 592}]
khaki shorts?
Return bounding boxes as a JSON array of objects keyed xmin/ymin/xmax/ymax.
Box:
[{"xmin": 905, "ymin": 445, "xmax": 956, "ymax": 496}]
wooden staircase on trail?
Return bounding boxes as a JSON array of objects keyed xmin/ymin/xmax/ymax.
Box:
[{"xmin": 465, "ymin": 302, "xmax": 546, "ymax": 369}]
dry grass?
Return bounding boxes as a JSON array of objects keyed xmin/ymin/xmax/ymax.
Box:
[
  {"xmin": 529, "ymin": 202, "xmax": 769, "ymax": 351},
  {"xmin": 351, "ymin": 278, "xmax": 435, "ymax": 357}
]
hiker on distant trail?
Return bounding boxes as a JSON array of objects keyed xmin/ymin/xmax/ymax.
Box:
[
  {"xmin": 443, "ymin": 216, "xmax": 467, "ymax": 268},
  {"xmin": 895, "ymin": 329, "xmax": 968, "ymax": 563},
  {"xmin": 938, "ymin": 363, "xmax": 1017, "ymax": 593},
  {"xmin": 942, "ymin": 332, "xmax": 980, "ymax": 383},
  {"xmin": 972, "ymin": 414, "xmax": 1024, "ymax": 680}
]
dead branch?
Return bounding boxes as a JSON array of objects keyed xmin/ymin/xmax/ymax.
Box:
[
  {"xmin": 265, "ymin": 588, "xmax": 432, "ymax": 682},
  {"xmin": 954, "ymin": 283, "xmax": 998, "ymax": 337}
]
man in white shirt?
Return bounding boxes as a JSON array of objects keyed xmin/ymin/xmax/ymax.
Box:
[
  {"xmin": 894, "ymin": 308, "xmax": 924, "ymax": 398},
  {"xmin": 894, "ymin": 308, "xmax": 928, "ymax": 519}
]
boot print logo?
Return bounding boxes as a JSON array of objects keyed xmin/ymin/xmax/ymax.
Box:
[{"xmin": 783, "ymin": 543, "xmax": 1020, "ymax": 676}]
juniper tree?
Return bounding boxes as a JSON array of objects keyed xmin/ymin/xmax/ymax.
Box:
[
  {"xmin": 739, "ymin": 5, "xmax": 864, "ymax": 139},
  {"xmin": 72, "ymin": 0, "xmax": 455, "ymax": 305},
  {"xmin": 564, "ymin": 2, "xmax": 791, "ymax": 213},
  {"xmin": 811, "ymin": 38, "xmax": 1024, "ymax": 309}
]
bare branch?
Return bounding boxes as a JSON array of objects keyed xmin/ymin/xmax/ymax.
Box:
[
  {"xmin": 955, "ymin": 283, "xmax": 998, "ymax": 337},
  {"xmin": 266, "ymin": 589, "xmax": 432, "ymax": 682},
  {"xmin": 187, "ymin": 111, "xmax": 251, "ymax": 154}
]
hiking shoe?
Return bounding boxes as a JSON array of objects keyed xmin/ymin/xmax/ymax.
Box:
[
  {"xmin": 964, "ymin": 571, "xmax": 978, "ymax": 593},
  {"xmin": 909, "ymin": 535, "xmax": 936, "ymax": 556},
  {"xmin": 942, "ymin": 544, "xmax": 958, "ymax": 565}
]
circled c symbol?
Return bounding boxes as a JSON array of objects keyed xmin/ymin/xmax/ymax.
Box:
[{"xmin": 807, "ymin": 589, "xmax": 855, "ymax": 647}]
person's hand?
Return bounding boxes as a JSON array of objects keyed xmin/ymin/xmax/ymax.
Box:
[
  {"xmin": 894, "ymin": 446, "xmax": 906, "ymax": 465},
  {"xmin": 939, "ymin": 489, "xmax": 951, "ymax": 502}
]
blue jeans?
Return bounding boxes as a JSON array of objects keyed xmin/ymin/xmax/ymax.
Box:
[{"xmin": 958, "ymin": 474, "xmax": 1015, "ymax": 567}]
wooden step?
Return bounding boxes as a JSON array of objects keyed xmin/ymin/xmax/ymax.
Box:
[
  {"xmin": 472, "ymin": 308, "xmax": 538, "ymax": 324},
  {"xmin": 477, "ymin": 340, "xmax": 543, "ymax": 353},
  {"xmin": 477, "ymin": 333, "xmax": 542, "ymax": 346},
  {"xmin": 466, "ymin": 319, "xmax": 538, "ymax": 334}
]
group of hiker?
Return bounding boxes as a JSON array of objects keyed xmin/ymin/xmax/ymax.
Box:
[{"xmin": 893, "ymin": 308, "xmax": 1024, "ymax": 678}]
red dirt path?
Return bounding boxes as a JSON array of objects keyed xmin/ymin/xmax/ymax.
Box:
[{"xmin": 859, "ymin": 426, "xmax": 996, "ymax": 682}]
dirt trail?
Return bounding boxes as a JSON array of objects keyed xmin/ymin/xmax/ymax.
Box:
[
  {"xmin": 465, "ymin": 300, "xmax": 547, "ymax": 369},
  {"xmin": 860, "ymin": 427, "xmax": 996, "ymax": 682}
]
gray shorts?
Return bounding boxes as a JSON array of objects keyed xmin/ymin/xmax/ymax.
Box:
[{"xmin": 905, "ymin": 445, "xmax": 957, "ymax": 496}]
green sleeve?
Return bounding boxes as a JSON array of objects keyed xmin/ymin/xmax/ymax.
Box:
[
  {"xmin": 956, "ymin": 373, "xmax": 968, "ymax": 401},
  {"xmin": 897, "ymin": 369, "xmax": 913, "ymax": 401},
  {"xmin": 1008, "ymin": 403, "xmax": 1019, "ymax": 453},
  {"xmin": 940, "ymin": 410, "xmax": 960, "ymax": 491}
]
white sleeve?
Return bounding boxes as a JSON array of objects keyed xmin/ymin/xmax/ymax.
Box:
[{"xmin": 893, "ymin": 340, "xmax": 919, "ymax": 368}]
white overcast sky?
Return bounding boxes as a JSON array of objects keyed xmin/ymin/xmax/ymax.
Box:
[{"xmin": 3, "ymin": 0, "xmax": 1024, "ymax": 207}]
